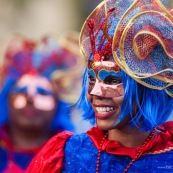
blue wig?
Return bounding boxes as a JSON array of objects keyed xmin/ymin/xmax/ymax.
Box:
[{"xmin": 77, "ymin": 67, "xmax": 173, "ymax": 131}]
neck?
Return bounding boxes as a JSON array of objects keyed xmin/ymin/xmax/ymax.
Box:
[
  {"xmin": 9, "ymin": 124, "xmax": 51, "ymax": 149},
  {"xmin": 108, "ymin": 126, "xmax": 151, "ymax": 148}
]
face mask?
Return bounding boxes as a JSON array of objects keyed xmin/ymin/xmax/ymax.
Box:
[
  {"xmin": 88, "ymin": 60, "xmax": 124, "ymax": 98},
  {"xmin": 10, "ymin": 74, "xmax": 56, "ymax": 111}
]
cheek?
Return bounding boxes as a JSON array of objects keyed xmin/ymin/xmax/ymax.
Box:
[
  {"xmin": 112, "ymin": 96, "xmax": 124, "ymax": 105},
  {"xmin": 34, "ymin": 95, "xmax": 56, "ymax": 111},
  {"xmin": 12, "ymin": 95, "xmax": 27, "ymax": 109},
  {"xmin": 87, "ymin": 93, "xmax": 93, "ymax": 102}
]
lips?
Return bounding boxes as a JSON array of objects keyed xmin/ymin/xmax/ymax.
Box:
[{"xmin": 21, "ymin": 107, "xmax": 39, "ymax": 118}]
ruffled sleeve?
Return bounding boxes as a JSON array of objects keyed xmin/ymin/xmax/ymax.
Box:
[
  {"xmin": 148, "ymin": 121, "xmax": 173, "ymax": 154},
  {"xmin": 27, "ymin": 131, "xmax": 73, "ymax": 173}
]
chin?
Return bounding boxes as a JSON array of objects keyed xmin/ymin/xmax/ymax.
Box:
[
  {"xmin": 16, "ymin": 118, "xmax": 43, "ymax": 129},
  {"xmin": 96, "ymin": 119, "xmax": 118, "ymax": 131}
]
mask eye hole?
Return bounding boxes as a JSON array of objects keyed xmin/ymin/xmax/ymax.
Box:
[
  {"xmin": 37, "ymin": 88, "xmax": 54, "ymax": 96},
  {"xmin": 88, "ymin": 74, "xmax": 96, "ymax": 84},
  {"xmin": 11, "ymin": 86, "xmax": 27, "ymax": 95},
  {"xmin": 104, "ymin": 76, "xmax": 122, "ymax": 85}
]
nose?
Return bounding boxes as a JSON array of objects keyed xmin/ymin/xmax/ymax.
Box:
[
  {"xmin": 26, "ymin": 94, "xmax": 34, "ymax": 105},
  {"xmin": 26, "ymin": 86, "xmax": 35, "ymax": 104},
  {"xmin": 90, "ymin": 79, "xmax": 105, "ymax": 97}
]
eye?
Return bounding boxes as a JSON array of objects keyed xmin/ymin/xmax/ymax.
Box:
[
  {"xmin": 104, "ymin": 76, "xmax": 122, "ymax": 85},
  {"xmin": 37, "ymin": 88, "xmax": 54, "ymax": 96},
  {"xmin": 11, "ymin": 86, "xmax": 27, "ymax": 95},
  {"xmin": 88, "ymin": 74, "xmax": 96, "ymax": 84}
]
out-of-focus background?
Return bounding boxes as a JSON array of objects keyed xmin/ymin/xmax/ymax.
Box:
[{"xmin": 0, "ymin": 0, "xmax": 101, "ymax": 40}]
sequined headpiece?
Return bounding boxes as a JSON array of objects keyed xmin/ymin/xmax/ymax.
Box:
[{"xmin": 112, "ymin": 0, "xmax": 173, "ymax": 97}]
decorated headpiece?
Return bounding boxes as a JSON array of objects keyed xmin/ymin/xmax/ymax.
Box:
[
  {"xmin": 80, "ymin": 0, "xmax": 173, "ymax": 97},
  {"xmin": 0, "ymin": 33, "xmax": 84, "ymax": 103},
  {"xmin": 112, "ymin": 0, "xmax": 173, "ymax": 97}
]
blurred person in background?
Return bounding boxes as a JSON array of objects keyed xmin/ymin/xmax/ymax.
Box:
[{"xmin": 0, "ymin": 32, "xmax": 82, "ymax": 172}]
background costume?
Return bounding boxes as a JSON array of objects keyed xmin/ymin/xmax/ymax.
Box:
[
  {"xmin": 0, "ymin": 33, "xmax": 83, "ymax": 172},
  {"xmin": 27, "ymin": 0, "xmax": 173, "ymax": 172}
]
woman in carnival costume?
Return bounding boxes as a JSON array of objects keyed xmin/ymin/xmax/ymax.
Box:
[
  {"xmin": 27, "ymin": 0, "xmax": 173, "ymax": 172},
  {"xmin": 0, "ymin": 33, "xmax": 82, "ymax": 172}
]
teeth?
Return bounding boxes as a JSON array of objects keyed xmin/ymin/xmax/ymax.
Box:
[{"xmin": 96, "ymin": 107, "xmax": 115, "ymax": 114}]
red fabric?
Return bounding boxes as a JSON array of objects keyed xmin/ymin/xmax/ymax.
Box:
[
  {"xmin": 87, "ymin": 121, "xmax": 173, "ymax": 158},
  {"xmin": 150, "ymin": 121, "xmax": 173, "ymax": 153},
  {"xmin": 27, "ymin": 131, "xmax": 73, "ymax": 173},
  {"xmin": 3, "ymin": 161, "xmax": 24, "ymax": 173}
]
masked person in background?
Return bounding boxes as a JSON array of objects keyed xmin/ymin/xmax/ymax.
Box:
[
  {"xmin": 0, "ymin": 32, "xmax": 83, "ymax": 172},
  {"xmin": 27, "ymin": 0, "xmax": 173, "ymax": 172}
]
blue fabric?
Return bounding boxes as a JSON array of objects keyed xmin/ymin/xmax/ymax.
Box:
[
  {"xmin": 63, "ymin": 133, "xmax": 173, "ymax": 173},
  {"xmin": 0, "ymin": 148, "xmax": 7, "ymax": 171},
  {"xmin": 14, "ymin": 152, "xmax": 35, "ymax": 169},
  {"xmin": 0, "ymin": 147, "xmax": 34, "ymax": 171}
]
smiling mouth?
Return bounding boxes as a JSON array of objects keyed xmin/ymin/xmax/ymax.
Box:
[{"xmin": 95, "ymin": 106, "xmax": 116, "ymax": 114}]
